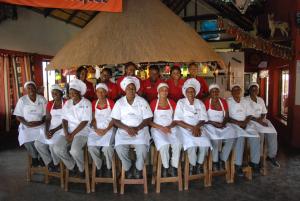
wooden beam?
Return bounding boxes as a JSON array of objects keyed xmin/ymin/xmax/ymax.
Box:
[
  {"xmin": 206, "ymin": 38, "xmax": 236, "ymax": 42},
  {"xmin": 182, "ymin": 14, "xmax": 219, "ymax": 22},
  {"xmin": 198, "ymin": 30, "xmax": 226, "ymax": 35},
  {"xmin": 66, "ymin": 10, "xmax": 78, "ymax": 24},
  {"xmin": 43, "ymin": 8, "xmax": 54, "ymax": 17},
  {"xmin": 174, "ymin": 0, "xmax": 191, "ymax": 14}
]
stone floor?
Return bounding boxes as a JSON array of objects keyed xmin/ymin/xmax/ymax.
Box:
[{"xmin": 0, "ymin": 148, "xmax": 300, "ymax": 201}]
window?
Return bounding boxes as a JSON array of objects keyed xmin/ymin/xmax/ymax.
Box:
[{"xmin": 280, "ymin": 70, "xmax": 289, "ymax": 121}]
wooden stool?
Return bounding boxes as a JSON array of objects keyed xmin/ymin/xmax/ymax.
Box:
[
  {"xmin": 152, "ymin": 149, "xmax": 182, "ymax": 193},
  {"xmin": 260, "ymin": 137, "xmax": 268, "ymax": 176},
  {"xmin": 91, "ymin": 152, "xmax": 117, "ymax": 193},
  {"xmin": 184, "ymin": 151, "xmax": 209, "ymax": 190},
  {"xmin": 27, "ymin": 155, "xmax": 49, "ymax": 183},
  {"xmin": 238, "ymin": 138, "xmax": 253, "ymax": 180},
  {"xmin": 64, "ymin": 147, "xmax": 90, "ymax": 193},
  {"xmin": 46, "ymin": 162, "xmax": 65, "ymax": 189},
  {"xmin": 208, "ymin": 147, "xmax": 235, "ymax": 185}
]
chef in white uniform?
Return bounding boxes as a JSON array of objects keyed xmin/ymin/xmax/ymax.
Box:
[
  {"xmin": 204, "ymin": 84, "xmax": 236, "ymax": 171},
  {"xmin": 111, "ymin": 76, "xmax": 153, "ymax": 179},
  {"xmin": 150, "ymin": 83, "xmax": 182, "ymax": 177},
  {"xmin": 14, "ymin": 81, "xmax": 47, "ymax": 167},
  {"xmin": 88, "ymin": 83, "xmax": 115, "ymax": 177},
  {"xmin": 174, "ymin": 78, "xmax": 211, "ymax": 175},
  {"xmin": 35, "ymin": 84, "xmax": 65, "ymax": 172},
  {"xmin": 53, "ymin": 79, "xmax": 92, "ymax": 177},
  {"xmin": 227, "ymin": 84, "xmax": 261, "ymax": 176},
  {"xmin": 245, "ymin": 82, "xmax": 280, "ymax": 168}
]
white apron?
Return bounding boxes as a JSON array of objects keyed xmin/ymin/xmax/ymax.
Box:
[
  {"xmin": 37, "ymin": 101, "xmax": 64, "ymax": 145},
  {"xmin": 151, "ymin": 100, "xmax": 180, "ymax": 150},
  {"xmin": 205, "ymin": 99, "xmax": 237, "ymax": 140},
  {"xmin": 88, "ymin": 99, "xmax": 115, "ymax": 147},
  {"xmin": 179, "ymin": 101, "xmax": 211, "ymax": 151},
  {"xmin": 18, "ymin": 104, "xmax": 45, "ymax": 146},
  {"xmin": 115, "ymin": 100, "xmax": 150, "ymax": 147}
]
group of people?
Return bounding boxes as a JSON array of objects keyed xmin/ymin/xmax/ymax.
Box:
[{"xmin": 13, "ymin": 62, "xmax": 280, "ymax": 185}]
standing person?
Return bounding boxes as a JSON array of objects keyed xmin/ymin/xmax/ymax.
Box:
[
  {"xmin": 53, "ymin": 79, "xmax": 92, "ymax": 177},
  {"xmin": 35, "ymin": 84, "xmax": 66, "ymax": 172},
  {"xmin": 88, "ymin": 83, "xmax": 115, "ymax": 177},
  {"xmin": 245, "ymin": 82, "xmax": 280, "ymax": 167},
  {"xmin": 150, "ymin": 83, "xmax": 181, "ymax": 177},
  {"xmin": 174, "ymin": 78, "xmax": 211, "ymax": 175},
  {"xmin": 187, "ymin": 62, "xmax": 209, "ymax": 100},
  {"xmin": 13, "ymin": 81, "xmax": 47, "ymax": 167},
  {"xmin": 204, "ymin": 84, "xmax": 236, "ymax": 171},
  {"xmin": 116, "ymin": 62, "xmax": 142, "ymax": 96},
  {"xmin": 227, "ymin": 84, "xmax": 260, "ymax": 176},
  {"xmin": 97, "ymin": 68, "xmax": 118, "ymax": 101},
  {"xmin": 111, "ymin": 76, "xmax": 153, "ymax": 179},
  {"xmin": 76, "ymin": 66, "xmax": 96, "ymax": 101},
  {"xmin": 166, "ymin": 66, "xmax": 185, "ymax": 102},
  {"xmin": 142, "ymin": 65, "xmax": 163, "ymax": 103}
]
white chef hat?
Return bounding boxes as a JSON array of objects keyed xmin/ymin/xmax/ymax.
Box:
[
  {"xmin": 120, "ymin": 76, "xmax": 140, "ymax": 92},
  {"xmin": 157, "ymin": 83, "xmax": 169, "ymax": 92},
  {"xmin": 96, "ymin": 83, "xmax": 108, "ymax": 92},
  {"xmin": 231, "ymin": 84, "xmax": 241, "ymax": 90},
  {"xmin": 248, "ymin": 82, "xmax": 259, "ymax": 90},
  {"xmin": 51, "ymin": 84, "xmax": 63, "ymax": 92},
  {"xmin": 24, "ymin": 81, "xmax": 36, "ymax": 89},
  {"xmin": 182, "ymin": 78, "xmax": 201, "ymax": 97},
  {"xmin": 209, "ymin": 84, "xmax": 220, "ymax": 92},
  {"xmin": 69, "ymin": 79, "xmax": 87, "ymax": 96}
]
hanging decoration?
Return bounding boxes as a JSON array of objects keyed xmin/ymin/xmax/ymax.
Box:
[{"xmin": 217, "ymin": 17, "xmax": 293, "ymax": 60}]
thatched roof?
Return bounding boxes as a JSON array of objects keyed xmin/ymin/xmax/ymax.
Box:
[{"xmin": 47, "ymin": 0, "xmax": 224, "ymax": 70}]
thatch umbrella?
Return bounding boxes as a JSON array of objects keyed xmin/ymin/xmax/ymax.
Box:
[{"xmin": 47, "ymin": 0, "xmax": 224, "ymax": 70}]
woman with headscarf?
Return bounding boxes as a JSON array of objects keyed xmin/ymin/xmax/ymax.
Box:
[
  {"xmin": 166, "ymin": 66, "xmax": 185, "ymax": 102},
  {"xmin": 174, "ymin": 78, "xmax": 211, "ymax": 175},
  {"xmin": 227, "ymin": 84, "xmax": 260, "ymax": 176},
  {"xmin": 76, "ymin": 66, "xmax": 96, "ymax": 101},
  {"xmin": 34, "ymin": 84, "xmax": 66, "ymax": 172},
  {"xmin": 53, "ymin": 79, "xmax": 92, "ymax": 177},
  {"xmin": 14, "ymin": 81, "xmax": 47, "ymax": 167},
  {"xmin": 111, "ymin": 76, "xmax": 153, "ymax": 179},
  {"xmin": 203, "ymin": 84, "xmax": 236, "ymax": 171},
  {"xmin": 245, "ymin": 82, "xmax": 280, "ymax": 168},
  {"xmin": 150, "ymin": 83, "xmax": 181, "ymax": 177},
  {"xmin": 88, "ymin": 83, "xmax": 115, "ymax": 177}
]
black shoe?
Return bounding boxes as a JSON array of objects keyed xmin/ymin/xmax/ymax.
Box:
[
  {"xmin": 47, "ymin": 161, "xmax": 56, "ymax": 172},
  {"xmin": 105, "ymin": 169, "xmax": 112, "ymax": 178},
  {"xmin": 196, "ymin": 164, "xmax": 203, "ymax": 174},
  {"xmin": 249, "ymin": 162, "xmax": 260, "ymax": 176},
  {"xmin": 162, "ymin": 167, "xmax": 168, "ymax": 178},
  {"xmin": 219, "ymin": 160, "xmax": 225, "ymax": 171},
  {"xmin": 169, "ymin": 167, "xmax": 178, "ymax": 177},
  {"xmin": 32, "ymin": 158, "xmax": 39, "ymax": 167},
  {"xmin": 96, "ymin": 169, "xmax": 102, "ymax": 177},
  {"xmin": 212, "ymin": 162, "xmax": 219, "ymax": 172},
  {"xmin": 189, "ymin": 165, "xmax": 195, "ymax": 175},
  {"xmin": 125, "ymin": 167, "xmax": 133, "ymax": 179},
  {"xmin": 135, "ymin": 169, "xmax": 143, "ymax": 179},
  {"xmin": 235, "ymin": 165, "xmax": 244, "ymax": 177},
  {"xmin": 69, "ymin": 166, "xmax": 78, "ymax": 177},
  {"xmin": 78, "ymin": 171, "xmax": 85, "ymax": 179},
  {"xmin": 267, "ymin": 157, "xmax": 280, "ymax": 168},
  {"xmin": 38, "ymin": 158, "xmax": 45, "ymax": 167}
]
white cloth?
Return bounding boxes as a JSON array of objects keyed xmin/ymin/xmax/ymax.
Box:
[
  {"xmin": 51, "ymin": 84, "xmax": 63, "ymax": 92},
  {"xmin": 174, "ymin": 98, "xmax": 211, "ymax": 150},
  {"xmin": 111, "ymin": 95, "xmax": 153, "ymax": 146},
  {"xmin": 120, "ymin": 76, "xmax": 140, "ymax": 92},
  {"xmin": 24, "ymin": 81, "xmax": 36, "ymax": 89},
  {"xmin": 204, "ymin": 98, "xmax": 237, "ymax": 140},
  {"xmin": 182, "ymin": 78, "xmax": 201, "ymax": 97},
  {"xmin": 151, "ymin": 99, "xmax": 181, "ymax": 150},
  {"xmin": 248, "ymin": 82, "xmax": 259, "ymax": 90},
  {"xmin": 231, "ymin": 84, "xmax": 241, "ymax": 90},
  {"xmin": 157, "ymin": 83, "xmax": 169, "ymax": 92},
  {"xmin": 88, "ymin": 99, "xmax": 115, "ymax": 146},
  {"xmin": 69, "ymin": 79, "xmax": 87, "ymax": 96},
  {"xmin": 208, "ymin": 84, "xmax": 220, "ymax": 91},
  {"xmin": 62, "ymin": 97, "xmax": 92, "ymax": 136},
  {"xmin": 96, "ymin": 83, "xmax": 108, "ymax": 91},
  {"xmin": 13, "ymin": 95, "xmax": 47, "ymax": 145}
]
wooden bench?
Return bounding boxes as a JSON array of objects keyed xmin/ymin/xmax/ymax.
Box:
[
  {"xmin": 27, "ymin": 155, "xmax": 48, "ymax": 184},
  {"xmin": 46, "ymin": 162, "xmax": 65, "ymax": 189}
]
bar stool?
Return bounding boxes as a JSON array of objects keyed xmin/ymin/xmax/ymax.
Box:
[
  {"xmin": 119, "ymin": 147, "xmax": 148, "ymax": 195},
  {"xmin": 184, "ymin": 150, "xmax": 210, "ymax": 190},
  {"xmin": 260, "ymin": 137, "xmax": 268, "ymax": 176},
  {"xmin": 151, "ymin": 148, "xmax": 183, "ymax": 193},
  {"xmin": 64, "ymin": 146, "xmax": 90, "ymax": 193},
  {"xmin": 234, "ymin": 138, "xmax": 253, "ymax": 181},
  {"xmin": 91, "ymin": 152, "xmax": 118, "ymax": 193},
  {"xmin": 208, "ymin": 146, "xmax": 235, "ymax": 185},
  {"xmin": 46, "ymin": 162, "xmax": 65, "ymax": 189},
  {"xmin": 27, "ymin": 155, "xmax": 49, "ymax": 183}
]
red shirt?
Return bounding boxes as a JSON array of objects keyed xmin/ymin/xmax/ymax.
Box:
[
  {"xmin": 150, "ymin": 99, "xmax": 176, "ymax": 112},
  {"xmin": 92, "ymin": 99, "xmax": 115, "ymax": 112},
  {"xmin": 195, "ymin": 76, "xmax": 209, "ymax": 99},
  {"xmin": 84, "ymin": 80, "xmax": 96, "ymax": 101},
  {"xmin": 116, "ymin": 75, "xmax": 142, "ymax": 96},
  {"xmin": 100, "ymin": 81, "xmax": 118, "ymax": 101},
  {"xmin": 142, "ymin": 78, "xmax": 163, "ymax": 103},
  {"xmin": 46, "ymin": 99, "xmax": 66, "ymax": 113},
  {"xmin": 204, "ymin": 98, "xmax": 228, "ymax": 112},
  {"xmin": 166, "ymin": 78, "xmax": 185, "ymax": 102}
]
